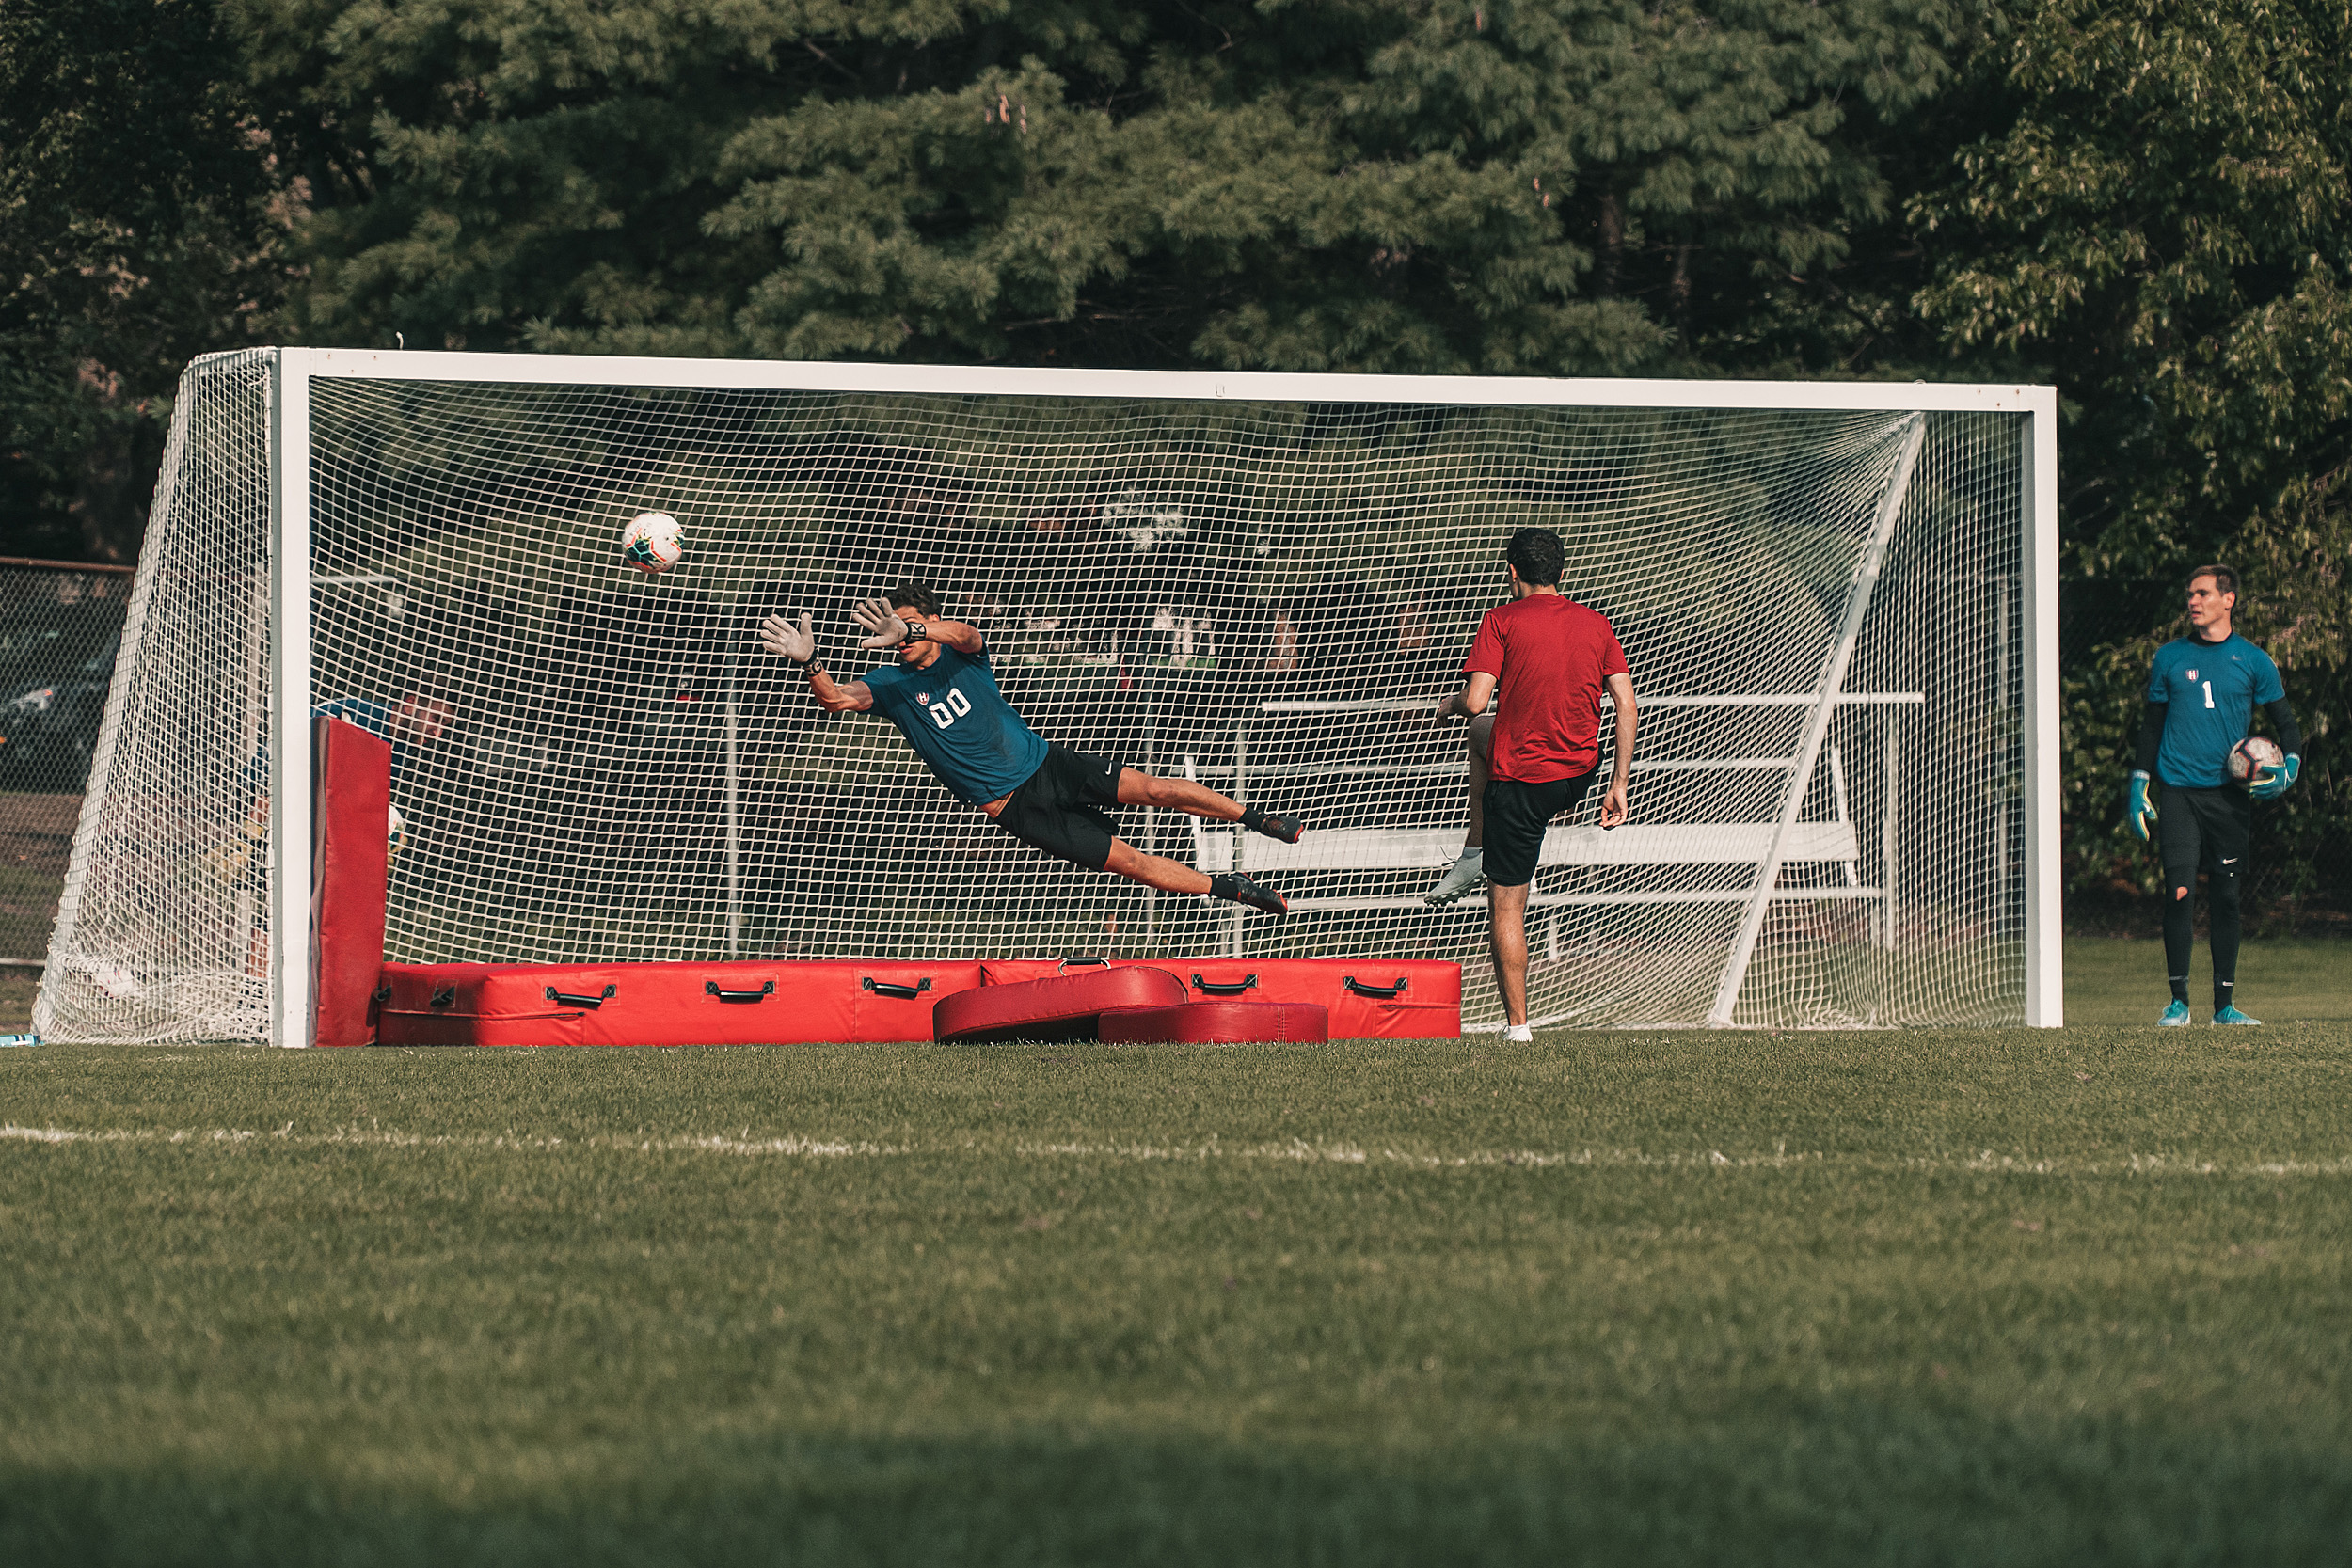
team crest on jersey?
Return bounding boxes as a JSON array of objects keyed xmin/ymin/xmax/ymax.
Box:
[
  {"xmin": 2186, "ymin": 669, "xmax": 2198, "ymax": 682},
  {"xmin": 916, "ymin": 691, "xmax": 930, "ymax": 705}
]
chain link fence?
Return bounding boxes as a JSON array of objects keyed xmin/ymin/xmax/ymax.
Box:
[
  {"xmin": 2, "ymin": 559, "xmax": 134, "ymax": 966},
  {"xmin": 2061, "ymin": 578, "xmax": 2349, "ymax": 936}
]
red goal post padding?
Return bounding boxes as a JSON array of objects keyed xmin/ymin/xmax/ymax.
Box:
[{"xmin": 311, "ymin": 716, "xmax": 392, "ymax": 1048}]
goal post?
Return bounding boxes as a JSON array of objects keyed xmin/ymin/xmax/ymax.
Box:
[{"xmin": 36, "ymin": 347, "xmax": 2061, "ymax": 1043}]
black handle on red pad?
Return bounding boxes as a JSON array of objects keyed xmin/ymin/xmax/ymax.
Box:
[
  {"xmin": 1343, "ymin": 975, "xmax": 1409, "ymax": 999},
  {"xmin": 706, "ymin": 979, "xmax": 775, "ymax": 1003},
  {"xmin": 1191, "ymin": 974, "xmax": 1259, "ymax": 996},
  {"xmin": 862, "ymin": 976, "xmax": 932, "ymax": 1000},
  {"xmin": 545, "ymin": 984, "xmax": 616, "ymax": 1010}
]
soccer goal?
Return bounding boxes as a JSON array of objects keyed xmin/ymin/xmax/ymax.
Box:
[{"xmin": 34, "ymin": 350, "xmax": 2058, "ymax": 1043}]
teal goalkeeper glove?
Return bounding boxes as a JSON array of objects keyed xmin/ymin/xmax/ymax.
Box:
[
  {"xmin": 2248, "ymin": 752, "xmax": 2300, "ymax": 800},
  {"xmin": 2125, "ymin": 770, "xmax": 2156, "ymax": 840}
]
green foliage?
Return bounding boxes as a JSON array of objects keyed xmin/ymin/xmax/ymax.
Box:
[
  {"xmin": 1913, "ymin": 0, "xmax": 2352, "ymax": 908},
  {"xmin": 0, "ymin": 0, "xmax": 294, "ymax": 562},
  {"xmin": 1915, "ymin": 0, "xmax": 2352, "ymax": 563},
  {"xmin": 233, "ymin": 0, "xmax": 1962, "ymax": 375}
]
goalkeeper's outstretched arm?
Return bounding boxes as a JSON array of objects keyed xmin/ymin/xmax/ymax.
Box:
[
  {"xmin": 850, "ymin": 596, "xmax": 984, "ymax": 658},
  {"xmin": 759, "ymin": 611, "xmax": 873, "ymax": 713}
]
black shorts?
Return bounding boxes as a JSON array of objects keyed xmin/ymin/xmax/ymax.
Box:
[
  {"xmin": 1484, "ymin": 768, "xmax": 1599, "ymax": 888},
  {"xmin": 995, "ymin": 744, "xmax": 1126, "ymax": 872},
  {"xmin": 2156, "ymin": 782, "xmax": 2249, "ymax": 883}
]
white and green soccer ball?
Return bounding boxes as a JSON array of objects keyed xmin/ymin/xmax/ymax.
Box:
[{"xmin": 620, "ymin": 511, "xmax": 685, "ymax": 574}]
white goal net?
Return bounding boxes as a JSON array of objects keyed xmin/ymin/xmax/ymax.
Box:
[{"xmin": 37, "ymin": 351, "xmax": 2058, "ymax": 1042}]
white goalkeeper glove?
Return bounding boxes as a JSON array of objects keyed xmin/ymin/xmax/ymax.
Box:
[
  {"xmin": 853, "ymin": 597, "xmax": 917, "ymax": 650},
  {"xmin": 759, "ymin": 612, "xmax": 816, "ymax": 663}
]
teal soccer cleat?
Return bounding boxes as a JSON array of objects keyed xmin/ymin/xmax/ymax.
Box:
[
  {"xmin": 2157, "ymin": 1000, "xmax": 2191, "ymax": 1027},
  {"xmin": 2212, "ymin": 1006, "xmax": 2263, "ymax": 1025}
]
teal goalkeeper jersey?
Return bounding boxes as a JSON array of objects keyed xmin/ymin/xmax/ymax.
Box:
[
  {"xmin": 863, "ymin": 644, "xmax": 1049, "ymax": 804},
  {"xmin": 2146, "ymin": 632, "xmax": 2283, "ymax": 787}
]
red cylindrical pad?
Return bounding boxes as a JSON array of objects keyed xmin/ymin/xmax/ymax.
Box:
[
  {"xmin": 933, "ymin": 966, "xmax": 1187, "ymax": 1043},
  {"xmin": 1097, "ymin": 1002, "xmax": 1329, "ymax": 1043}
]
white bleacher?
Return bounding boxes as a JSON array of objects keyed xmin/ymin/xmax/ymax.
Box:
[
  {"xmin": 1197, "ymin": 821, "xmax": 1867, "ymax": 909},
  {"xmin": 1182, "ymin": 692, "xmax": 1919, "ymax": 942}
]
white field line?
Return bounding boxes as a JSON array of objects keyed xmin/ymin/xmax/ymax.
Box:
[
  {"xmin": 6, "ymin": 1124, "xmax": 2352, "ymax": 1177},
  {"xmin": 0, "ymin": 1125, "xmax": 904, "ymax": 1157}
]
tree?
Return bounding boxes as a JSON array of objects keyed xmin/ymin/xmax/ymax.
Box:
[
  {"xmin": 1913, "ymin": 0, "xmax": 2352, "ymax": 912},
  {"xmin": 240, "ymin": 0, "xmax": 1963, "ymax": 377},
  {"xmin": 0, "ymin": 0, "xmax": 296, "ymax": 562}
]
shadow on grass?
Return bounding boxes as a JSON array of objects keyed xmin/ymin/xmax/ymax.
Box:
[{"xmin": 8, "ymin": 1401, "xmax": 2351, "ymax": 1567}]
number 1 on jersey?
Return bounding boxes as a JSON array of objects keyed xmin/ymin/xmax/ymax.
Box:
[{"xmin": 2202, "ymin": 679, "xmax": 2214, "ymax": 709}]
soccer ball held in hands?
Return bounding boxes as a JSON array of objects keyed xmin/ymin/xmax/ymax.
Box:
[{"xmin": 2227, "ymin": 735, "xmax": 2284, "ymax": 786}]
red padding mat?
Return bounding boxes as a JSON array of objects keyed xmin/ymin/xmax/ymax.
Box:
[
  {"xmin": 933, "ymin": 966, "xmax": 1187, "ymax": 1043},
  {"xmin": 375, "ymin": 960, "xmax": 983, "ymax": 1047},
  {"xmin": 310, "ymin": 716, "xmax": 392, "ymax": 1048},
  {"xmin": 979, "ymin": 958, "xmax": 1460, "ymax": 1039},
  {"xmin": 1099, "ymin": 1001, "xmax": 1328, "ymax": 1043}
]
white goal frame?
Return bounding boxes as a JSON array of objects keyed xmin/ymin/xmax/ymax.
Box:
[{"xmin": 234, "ymin": 349, "xmax": 2058, "ymax": 1043}]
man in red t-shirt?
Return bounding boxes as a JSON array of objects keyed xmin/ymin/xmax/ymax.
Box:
[{"xmin": 1427, "ymin": 528, "xmax": 1638, "ymax": 1040}]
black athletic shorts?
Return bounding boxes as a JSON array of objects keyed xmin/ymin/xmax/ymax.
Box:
[
  {"xmin": 994, "ymin": 744, "xmax": 1126, "ymax": 872},
  {"xmin": 1483, "ymin": 768, "xmax": 1599, "ymax": 888},
  {"xmin": 2156, "ymin": 782, "xmax": 2249, "ymax": 885}
]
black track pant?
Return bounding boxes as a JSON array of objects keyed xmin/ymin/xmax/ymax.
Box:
[{"xmin": 2156, "ymin": 783, "xmax": 2249, "ymax": 1011}]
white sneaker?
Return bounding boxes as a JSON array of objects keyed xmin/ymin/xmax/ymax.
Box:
[
  {"xmin": 1425, "ymin": 847, "xmax": 1486, "ymax": 906},
  {"xmin": 1504, "ymin": 1023, "xmax": 1534, "ymax": 1043}
]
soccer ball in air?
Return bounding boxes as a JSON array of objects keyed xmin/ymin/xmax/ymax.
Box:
[
  {"xmin": 387, "ymin": 803, "xmax": 406, "ymax": 860},
  {"xmin": 620, "ymin": 512, "xmax": 684, "ymax": 574},
  {"xmin": 2227, "ymin": 735, "xmax": 2284, "ymax": 786}
]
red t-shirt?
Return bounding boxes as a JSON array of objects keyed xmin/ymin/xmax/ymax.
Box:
[{"xmin": 1463, "ymin": 594, "xmax": 1629, "ymax": 782}]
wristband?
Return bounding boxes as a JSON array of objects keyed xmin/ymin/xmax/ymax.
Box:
[{"xmin": 899, "ymin": 619, "xmax": 929, "ymax": 646}]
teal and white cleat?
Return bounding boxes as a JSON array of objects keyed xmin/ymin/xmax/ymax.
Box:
[
  {"xmin": 2157, "ymin": 1000, "xmax": 2191, "ymax": 1027},
  {"xmin": 2212, "ymin": 1005, "xmax": 2263, "ymax": 1026},
  {"xmin": 1424, "ymin": 847, "xmax": 1486, "ymax": 907}
]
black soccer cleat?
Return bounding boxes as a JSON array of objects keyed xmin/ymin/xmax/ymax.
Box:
[
  {"xmin": 1238, "ymin": 806, "xmax": 1304, "ymax": 845},
  {"xmin": 1209, "ymin": 872, "xmax": 1289, "ymax": 916}
]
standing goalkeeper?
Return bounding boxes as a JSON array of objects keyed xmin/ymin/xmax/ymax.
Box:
[{"xmin": 2126, "ymin": 565, "xmax": 2303, "ymax": 1026}]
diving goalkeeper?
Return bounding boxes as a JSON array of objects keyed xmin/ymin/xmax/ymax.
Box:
[
  {"xmin": 2124, "ymin": 564, "xmax": 2303, "ymax": 1026},
  {"xmin": 761, "ymin": 584, "xmax": 1297, "ymax": 914}
]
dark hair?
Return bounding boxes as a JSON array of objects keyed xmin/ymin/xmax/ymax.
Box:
[
  {"xmin": 2187, "ymin": 563, "xmax": 2238, "ymax": 599},
  {"xmin": 886, "ymin": 581, "xmax": 942, "ymax": 616},
  {"xmin": 1504, "ymin": 528, "xmax": 1564, "ymax": 587}
]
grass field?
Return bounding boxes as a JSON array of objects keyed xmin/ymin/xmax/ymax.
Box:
[{"xmin": 4, "ymin": 943, "xmax": 2350, "ymax": 1564}]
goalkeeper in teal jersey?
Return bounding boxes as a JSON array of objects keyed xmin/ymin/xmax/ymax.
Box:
[
  {"xmin": 2125, "ymin": 565, "xmax": 2303, "ymax": 1026},
  {"xmin": 761, "ymin": 583, "xmax": 1298, "ymax": 915}
]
